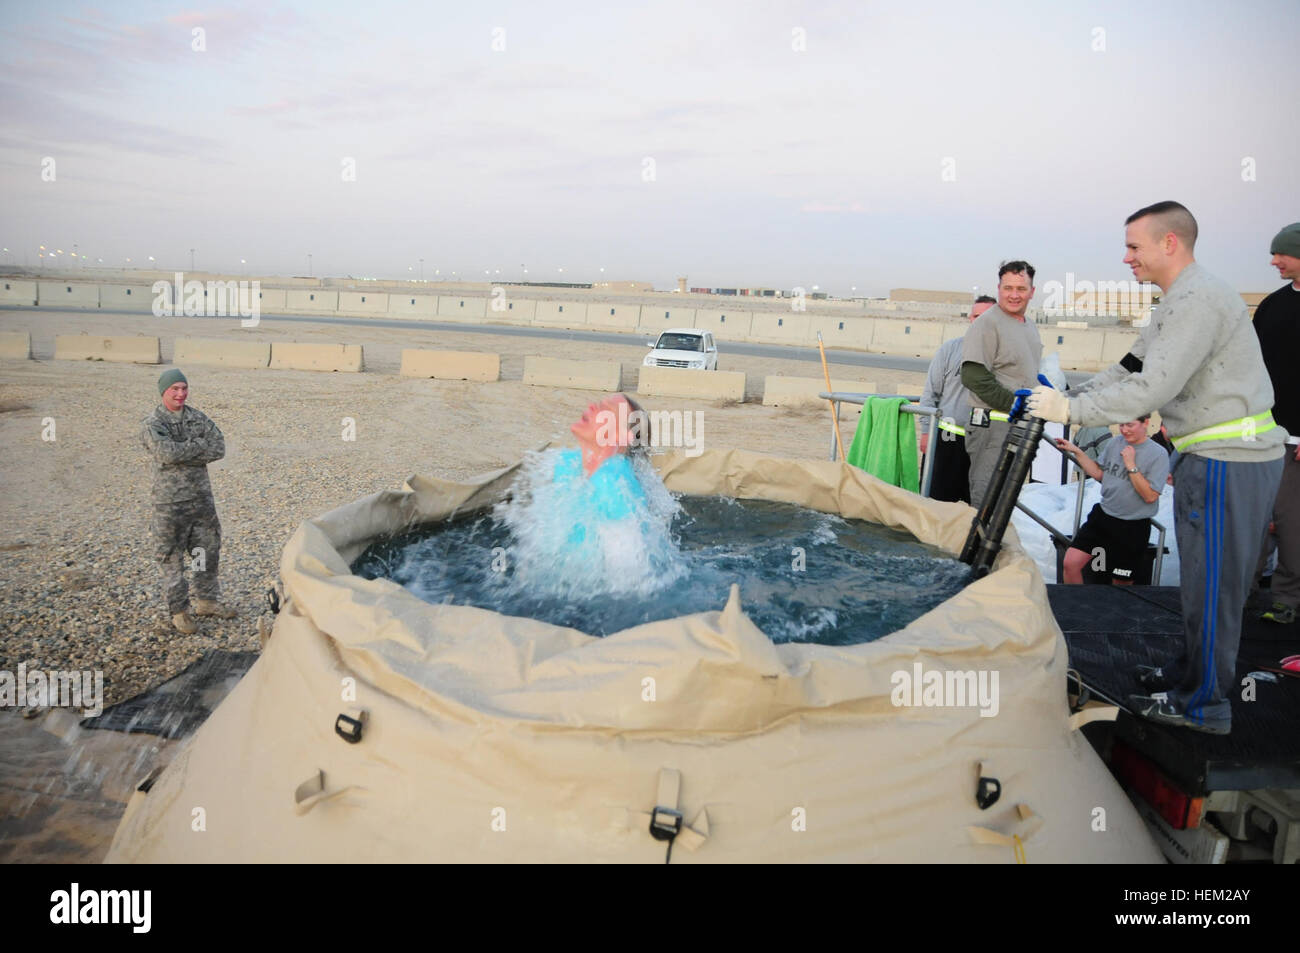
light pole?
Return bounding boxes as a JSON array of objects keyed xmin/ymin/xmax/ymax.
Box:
[
  {"xmin": 419, "ymin": 258, "xmax": 424, "ymax": 280},
  {"xmin": 308, "ymin": 253, "xmax": 313, "ymax": 277}
]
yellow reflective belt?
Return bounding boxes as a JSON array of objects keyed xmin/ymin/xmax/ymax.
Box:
[
  {"xmin": 1170, "ymin": 411, "xmax": 1275, "ymax": 452},
  {"xmin": 989, "ymin": 411, "xmax": 1010, "ymax": 423},
  {"xmin": 938, "ymin": 419, "xmax": 966, "ymax": 437}
]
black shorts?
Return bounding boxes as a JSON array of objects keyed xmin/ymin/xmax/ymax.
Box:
[{"xmin": 1070, "ymin": 503, "xmax": 1151, "ymax": 582}]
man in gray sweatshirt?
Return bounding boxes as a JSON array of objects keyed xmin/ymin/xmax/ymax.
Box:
[{"xmin": 1028, "ymin": 201, "xmax": 1286, "ymax": 735}]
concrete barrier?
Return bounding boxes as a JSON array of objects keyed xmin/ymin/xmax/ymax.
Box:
[
  {"xmin": 762, "ymin": 376, "xmax": 878, "ymax": 410},
  {"xmin": 269, "ymin": 342, "xmax": 364, "ymax": 373},
  {"xmin": 805, "ymin": 315, "xmax": 873, "ymax": 350},
  {"xmin": 387, "ymin": 293, "xmax": 438, "ymax": 319},
  {"xmin": 637, "ymin": 366, "xmax": 746, "ymax": 402},
  {"xmin": 254, "ymin": 288, "xmax": 288, "ymax": 312},
  {"xmin": 749, "ymin": 312, "xmax": 810, "ymax": 345},
  {"xmin": 97, "ymin": 284, "xmax": 154, "ymax": 310},
  {"xmin": 338, "ymin": 291, "xmax": 389, "ymax": 315},
  {"xmin": 437, "ymin": 296, "xmax": 488, "ymax": 322},
  {"xmin": 693, "ymin": 309, "xmax": 753, "ymax": 339},
  {"xmin": 285, "ymin": 289, "xmax": 338, "ymax": 312},
  {"xmin": 585, "ymin": 303, "xmax": 641, "ymax": 331},
  {"xmin": 940, "ymin": 322, "xmax": 969, "ymax": 343},
  {"xmin": 0, "ymin": 279, "xmax": 37, "ymax": 306},
  {"xmin": 522, "ymin": 356, "xmax": 621, "ymax": 392},
  {"xmin": 533, "ymin": 301, "xmax": 588, "ymax": 328},
  {"xmin": 870, "ymin": 319, "xmax": 944, "ymax": 357},
  {"xmin": 1101, "ymin": 330, "xmax": 1140, "ymax": 365},
  {"xmin": 484, "ymin": 296, "xmax": 536, "ymax": 325},
  {"xmin": 0, "ymin": 331, "xmax": 32, "ymax": 359},
  {"xmin": 174, "ymin": 337, "xmax": 270, "ymax": 369},
  {"xmin": 399, "ymin": 349, "xmax": 500, "ymax": 382},
  {"xmin": 39, "ymin": 282, "xmax": 99, "ymax": 308},
  {"xmin": 54, "ymin": 334, "xmax": 160, "ymax": 364},
  {"xmin": 637, "ymin": 306, "xmax": 695, "ymax": 335},
  {"xmin": 1040, "ymin": 328, "xmax": 1105, "ymax": 370}
]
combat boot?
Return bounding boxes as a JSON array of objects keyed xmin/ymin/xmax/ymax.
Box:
[
  {"xmin": 192, "ymin": 598, "xmax": 237, "ymax": 619},
  {"xmin": 171, "ymin": 611, "xmax": 199, "ymax": 634}
]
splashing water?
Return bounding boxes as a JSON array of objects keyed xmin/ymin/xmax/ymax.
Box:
[
  {"xmin": 494, "ymin": 449, "xmax": 687, "ymax": 600},
  {"xmin": 353, "ymin": 450, "xmax": 969, "ymax": 644}
]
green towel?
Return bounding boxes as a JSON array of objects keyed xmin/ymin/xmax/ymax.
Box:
[{"xmin": 845, "ymin": 397, "xmax": 920, "ymax": 492}]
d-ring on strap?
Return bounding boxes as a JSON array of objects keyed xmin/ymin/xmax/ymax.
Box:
[{"xmin": 633, "ymin": 768, "xmax": 710, "ymax": 852}]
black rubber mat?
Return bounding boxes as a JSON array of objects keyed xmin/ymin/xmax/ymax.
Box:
[
  {"xmin": 1049, "ymin": 585, "xmax": 1300, "ymax": 794},
  {"xmin": 79, "ymin": 651, "xmax": 258, "ymax": 739}
]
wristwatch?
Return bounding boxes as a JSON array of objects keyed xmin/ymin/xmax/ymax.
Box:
[{"xmin": 1127, "ymin": 467, "xmax": 1139, "ymax": 474}]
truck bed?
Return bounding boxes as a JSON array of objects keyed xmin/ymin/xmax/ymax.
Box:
[{"xmin": 1049, "ymin": 584, "xmax": 1300, "ymax": 795}]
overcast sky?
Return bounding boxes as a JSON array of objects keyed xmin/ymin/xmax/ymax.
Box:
[{"xmin": 2, "ymin": 0, "xmax": 1296, "ymax": 296}]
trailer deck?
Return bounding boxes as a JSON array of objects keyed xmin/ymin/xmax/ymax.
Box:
[{"xmin": 1049, "ymin": 584, "xmax": 1300, "ymax": 795}]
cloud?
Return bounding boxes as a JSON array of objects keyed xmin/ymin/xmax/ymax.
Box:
[
  {"xmin": 800, "ymin": 202, "xmax": 872, "ymax": 214},
  {"xmin": 0, "ymin": 78, "xmax": 226, "ymax": 158}
]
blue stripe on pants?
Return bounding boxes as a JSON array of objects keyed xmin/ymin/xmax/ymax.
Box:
[
  {"xmin": 1189, "ymin": 461, "xmax": 1224, "ymax": 722},
  {"xmin": 1173, "ymin": 454, "xmax": 1284, "ymax": 725}
]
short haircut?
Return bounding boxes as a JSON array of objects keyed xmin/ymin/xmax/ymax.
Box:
[
  {"xmin": 998, "ymin": 260, "xmax": 1035, "ymax": 284},
  {"xmin": 1135, "ymin": 414, "xmax": 1151, "ymax": 423},
  {"xmin": 974, "ymin": 294, "xmax": 996, "ymax": 304},
  {"xmin": 1125, "ymin": 201, "xmax": 1198, "ymax": 250}
]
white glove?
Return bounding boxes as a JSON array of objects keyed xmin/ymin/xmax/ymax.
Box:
[{"xmin": 1026, "ymin": 385, "xmax": 1070, "ymax": 424}]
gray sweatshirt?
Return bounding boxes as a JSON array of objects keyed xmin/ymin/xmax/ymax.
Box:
[
  {"xmin": 923, "ymin": 335, "xmax": 966, "ymax": 424},
  {"xmin": 1070, "ymin": 263, "xmax": 1287, "ymax": 462}
]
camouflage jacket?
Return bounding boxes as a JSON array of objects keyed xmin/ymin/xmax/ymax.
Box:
[{"xmin": 140, "ymin": 404, "xmax": 225, "ymax": 503}]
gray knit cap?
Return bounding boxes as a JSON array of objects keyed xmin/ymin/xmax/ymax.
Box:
[
  {"xmin": 158, "ymin": 368, "xmax": 188, "ymax": 394},
  {"xmin": 1270, "ymin": 223, "xmax": 1300, "ymax": 258}
]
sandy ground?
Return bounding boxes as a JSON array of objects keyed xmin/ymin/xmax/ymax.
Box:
[{"xmin": 0, "ymin": 307, "xmax": 926, "ymax": 863}]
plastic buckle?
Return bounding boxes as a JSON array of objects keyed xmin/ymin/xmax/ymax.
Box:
[
  {"xmin": 976, "ymin": 776, "xmax": 1001, "ymax": 810},
  {"xmin": 334, "ymin": 712, "xmax": 365, "ymax": 744},
  {"xmin": 266, "ymin": 587, "xmax": 281, "ymax": 615},
  {"xmin": 649, "ymin": 807, "xmax": 683, "ymax": 842}
]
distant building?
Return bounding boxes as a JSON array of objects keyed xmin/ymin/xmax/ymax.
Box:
[
  {"xmin": 684, "ymin": 286, "xmax": 779, "ymax": 297},
  {"xmin": 592, "ymin": 280, "xmax": 654, "ymax": 293},
  {"xmin": 888, "ymin": 288, "xmax": 973, "ymax": 305}
]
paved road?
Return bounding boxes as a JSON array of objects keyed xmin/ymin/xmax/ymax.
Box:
[{"xmin": 1, "ymin": 305, "xmax": 1093, "ymax": 385}]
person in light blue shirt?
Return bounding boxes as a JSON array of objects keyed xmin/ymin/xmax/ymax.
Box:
[{"xmin": 559, "ymin": 393, "xmax": 652, "ymax": 542}]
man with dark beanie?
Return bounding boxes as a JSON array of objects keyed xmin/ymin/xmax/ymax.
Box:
[
  {"xmin": 140, "ymin": 369, "xmax": 236, "ymax": 632},
  {"xmin": 1028, "ymin": 202, "xmax": 1286, "ymax": 735},
  {"xmin": 1252, "ymin": 222, "xmax": 1300, "ymax": 624}
]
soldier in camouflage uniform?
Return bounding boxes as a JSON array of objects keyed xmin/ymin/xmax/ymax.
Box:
[{"xmin": 140, "ymin": 369, "xmax": 237, "ymax": 632}]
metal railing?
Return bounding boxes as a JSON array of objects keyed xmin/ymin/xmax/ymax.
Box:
[
  {"xmin": 819, "ymin": 392, "xmax": 938, "ymax": 498},
  {"xmin": 820, "ymin": 394, "xmax": 1167, "ymax": 583},
  {"xmin": 1048, "ymin": 443, "xmax": 1167, "ymax": 584}
]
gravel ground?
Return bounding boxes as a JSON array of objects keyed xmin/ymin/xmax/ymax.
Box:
[{"xmin": 0, "ymin": 308, "xmax": 927, "ymax": 709}]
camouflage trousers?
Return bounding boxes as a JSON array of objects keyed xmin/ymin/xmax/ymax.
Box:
[{"xmin": 150, "ymin": 496, "xmax": 222, "ymax": 614}]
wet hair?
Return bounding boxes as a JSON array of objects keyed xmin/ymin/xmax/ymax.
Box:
[
  {"xmin": 618, "ymin": 393, "xmax": 652, "ymax": 455},
  {"xmin": 997, "ymin": 260, "xmax": 1035, "ymax": 284},
  {"xmin": 974, "ymin": 295, "xmax": 996, "ymax": 304},
  {"xmin": 1125, "ymin": 201, "xmax": 1198, "ymax": 250}
]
